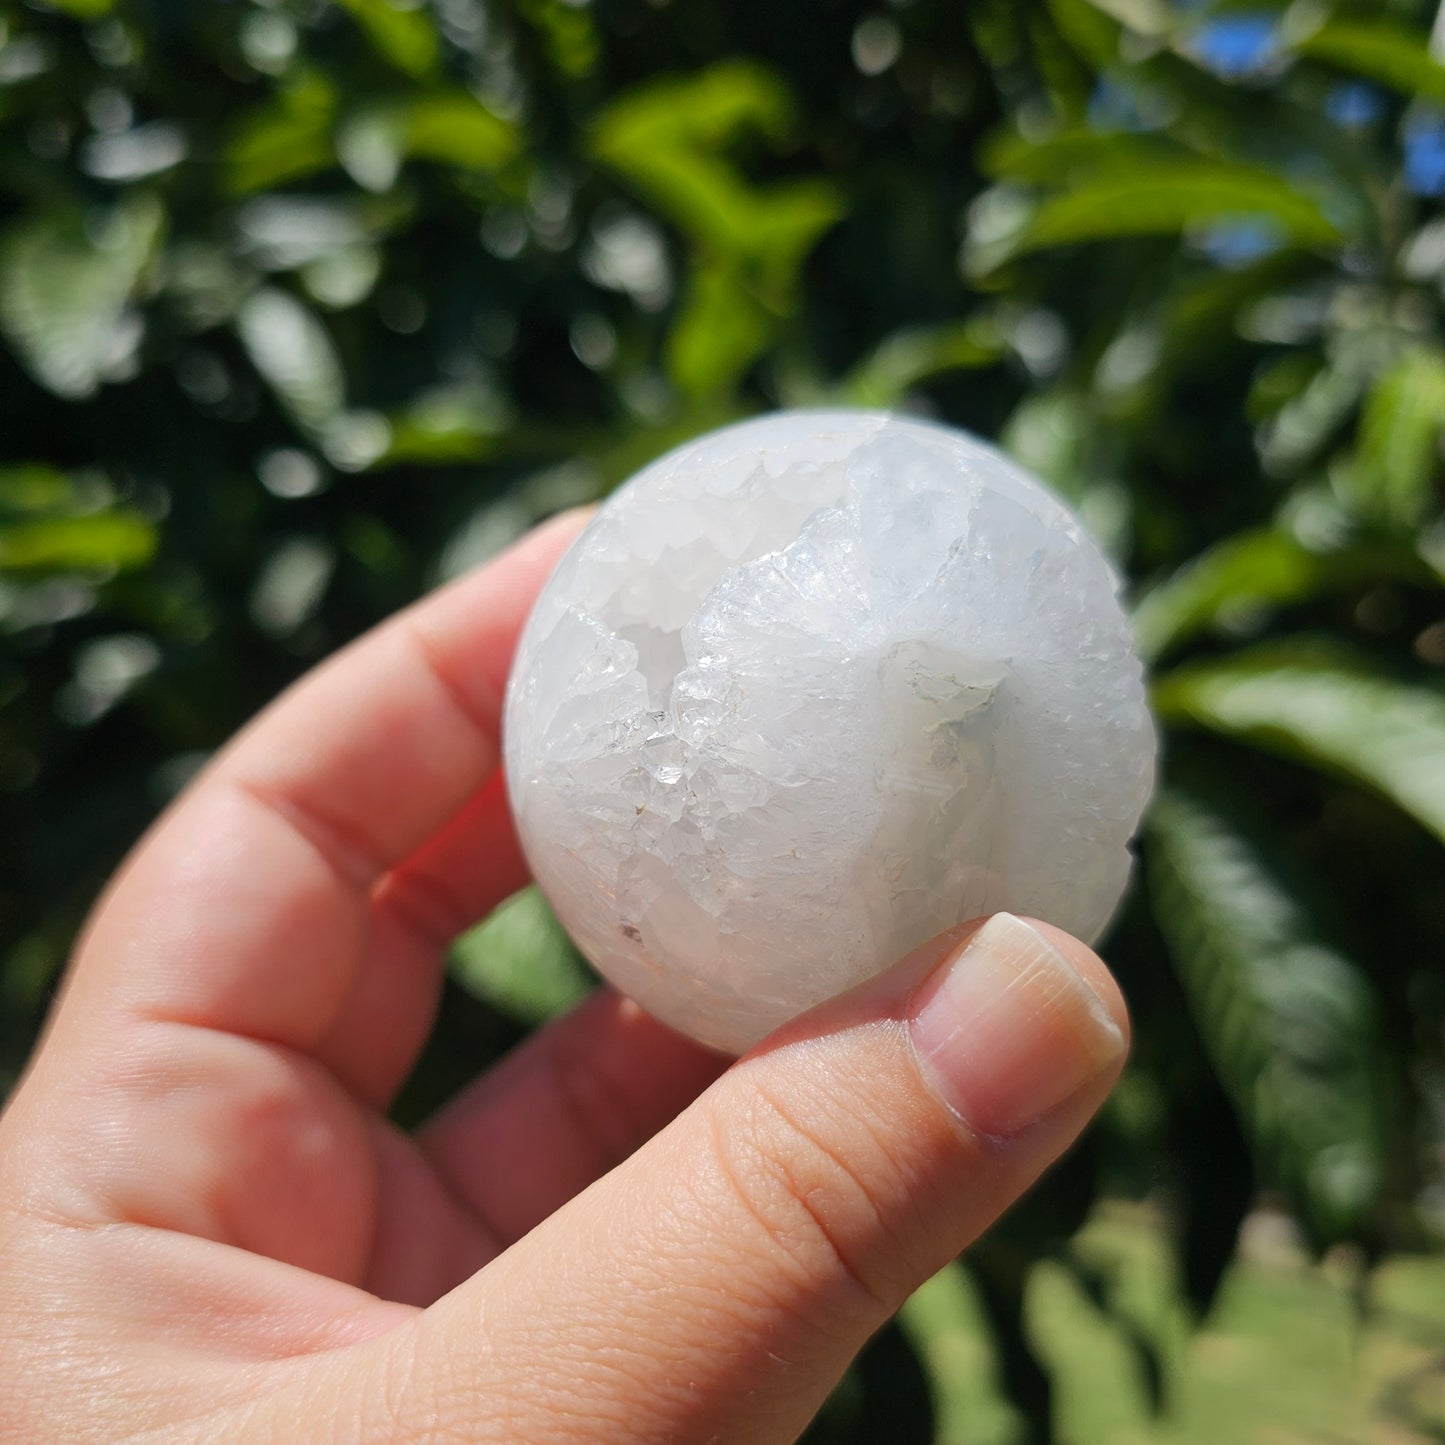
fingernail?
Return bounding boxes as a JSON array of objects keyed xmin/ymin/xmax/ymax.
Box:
[{"xmin": 908, "ymin": 913, "xmax": 1126, "ymax": 1138}]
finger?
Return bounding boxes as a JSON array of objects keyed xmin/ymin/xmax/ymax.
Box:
[
  {"xmin": 320, "ymin": 775, "xmax": 529, "ymax": 1105},
  {"xmin": 57, "ymin": 511, "xmax": 587, "ymax": 1078},
  {"xmin": 359, "ymin": 991, "xmax": 725, "ymax": 1302},
  {"xmin": 411, "ymin": 989, "xmax": 727, "ymax": 1258},
  {"xmin": 347, "ymin": 913, "xmax": 1129, "ymax": 1444}
]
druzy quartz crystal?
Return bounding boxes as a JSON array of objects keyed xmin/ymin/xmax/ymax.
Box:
[{"xmin": 504, "ymin": 411, "xmax": 1156, "ymax": 1053}]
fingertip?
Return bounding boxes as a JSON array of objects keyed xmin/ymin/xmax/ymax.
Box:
[
  {"xmin": 905, "ymin": 913, "xmax": 1126, "ymax": 1142},
  {"xmin": 544, "ymin": 502, "xmax": 598, "ymax": 532},
  {"xmin": 1018, "ymin": 915, "xmax": 1132, "ymax": 1050},
  {"xmin": 520, "ymin": 504, "xmax": 595, "ymax": 557}
]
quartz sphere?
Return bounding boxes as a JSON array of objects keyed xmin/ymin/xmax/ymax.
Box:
[{"xmin": 503, "ymin": 411, "xmax": 1156, "ymax": 1052}]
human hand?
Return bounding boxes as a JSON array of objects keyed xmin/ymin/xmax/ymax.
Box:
[{"xmin": 0, "ymin": 511, "xmax": 1129, "ymax": 1444}]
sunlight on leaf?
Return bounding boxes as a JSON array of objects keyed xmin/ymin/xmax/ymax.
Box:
[
  {"xmin": 1002, "ymin": 390, "xmax": 1132, "ymax": 558},
  {"xmin": 1154, "ymin": 641, "xmax": 1445, "ymax": 843},
  {"xmin": 402, "ymin": 93, "xmax": 520, "ymax": 170},
  {"xmin": 1345, "ymin": 345, "xmax": 1445, "ymax": 531},
  {"xmin": 968, "ymin": 161, "xmax": 1344, "ymax": 275},
  {"xmin": 0, "ymin": 196, "xmax": 164, "ymax": 400},
  {"xmin": 981, "ymin": 126, "xmax": 1190, "ymax": 185},
  {"xmin": 250, "ymin": 536, "xmax": 335, "ymax": 636},
  {"xmin": 516, "ymin": 0, "xmax": 599, "ymax": 78},
  {"xmin": 1084, "ymin": 0, "xmax": 1172, "ymax": 37},
  {"xmin": 335, "ymin": 0, "xmax": 439, "ymax": 79},
  {"xmin": 594, "ymin": 61, "xmax": 794, "ymax": 172},
  {"xmin": 591, "ymin": 62, "xmax": 841, "ymax": 272},
  {"xmin": 1257, "ymin": 328, "xmax": 1391, "ymax": 479},
  {"xmin": 0, "ymin": 466, "xmax": 74, "ymax": 517},
  {"xmin": 1147, "ymin": 779, "xmax": 1388, "ymax": 1243},
  {"xmin": 378, "ymin": 376, "xmax": 513, "ymax": 465},
  {"xmin": 593, "ymin": 64, "xmax": 841, "ymax": 400},
  {"xmin": 838, "ymin": 321, "xmax": 1003, "ymax": 409},
  {"xmin": 451, "ymin": 887, "xmax": 595, "ymax": 1026},
  {"xmin": 0, "ymin": 466, "xmax": 156, "ymax": 577},
  {"xmin": 667, "ymin": 264, "xmax": 772, "ymax": 401},
  {"xmin": 1294, "ymin": 18, "xmax": 1445, "ymax": 106},
  {"xmin": 0, "ymin": 514, "xmax": 156, "ymax": 574},
  {"xmin": 1133, "ymin": 529, "xmax": 1431, "ymax": 663},
  {"xmin": 236, "ymin": 287, "xmax": 346, "ymax": 434},
  {"xmin": 1045, "ymin": 0, "xmax": 1121, "ymax": 67},
  {"xmin": 32, "ymin": 0, "xmax": 114, "ymax": 15},
  {"xmin": 226, "ymin": 74, "xmax": 338, "ymax": 195},
  {"xmin": 340, "ymin": 94, "xmax": 519, "ymax": 190}
]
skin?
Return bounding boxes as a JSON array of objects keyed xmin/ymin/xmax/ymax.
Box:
[{"xmin": 0, "ymin": 511, "xmax": 1130, "ymax": 1443}]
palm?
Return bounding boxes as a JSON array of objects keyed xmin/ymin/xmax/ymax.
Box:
[{"xmin": 0, "ymin": 517, "xmax": 720, "ymax": 1425}]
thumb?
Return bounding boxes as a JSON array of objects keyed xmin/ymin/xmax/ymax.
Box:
[{"xmin": 359, "ymin": 913, "xmax": 1126, "ymax": 1444}]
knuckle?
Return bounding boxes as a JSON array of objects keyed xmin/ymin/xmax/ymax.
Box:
[
  {"xmin": 374, "ymin": 864, "xmax": 472, "ymax": 951},
  {"xmin": 543, "ymin": 1025, "xmax": 646, "ymax": 1175},
  {"xmin": 381, "ymin": 1330, "xmax": 490, "ymax": 1445},
  {"xmin": 704, "ymin": 1075, "xmax": 921, "ymax": 1323}
]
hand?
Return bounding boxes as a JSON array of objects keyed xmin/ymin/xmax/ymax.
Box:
[{"xmin": 0, "ymin": 512, "xmax": 1128, "ymax": 1444}]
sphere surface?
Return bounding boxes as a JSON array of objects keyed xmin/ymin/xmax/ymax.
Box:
[{"xmin": 504, "ymin": 411, "xmax": 1155, "ymax": 1052}]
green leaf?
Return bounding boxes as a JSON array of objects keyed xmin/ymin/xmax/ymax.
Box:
[
  {"xmin": 226, "ymin": 75, "xmax": 338, "ymax": 195},
  {"xmin": 0, "ymin": 513, "xmax": 157, "ymax": 574},
  {"xmin": 1257, "ymin": 325, "xmax": 1389, "ymax": 478},
  {"xmin": 666, "ymin": 263, "xmax": 773, "ymax": 401},
  {"xmin": 1045, "ymin": 0, "xmax": 1121, "ymax": 68},
  {"xmin": 451, "ymin": 887, "xmax": 595, "ymax": 1026},
  {"xmin": 0, "ymin": 196, "xmax": 164, "ymax": 400},
  {"xmin": 1132, "ymin": 528, "xmax": 1431, "ymax": 662},
  {"xmin": 839, "ymin": 320, "xmax": 1003, "ymax": 409},
  {"xmin": 965, "ymin": 1249, "xmax": 1054, "ymax": 1440},
  {"xmin": 515, "ymin": 0, "xmax": 599, "ymax": 79},
  {"xmin": 335, "ymin": 0, "xmax": 439, "ymax": 79},
  {"xmin": 967, "ymin": 161, "xmax": 1343, "ymax": 274},
  {"xmin": 593, "ymin": 61, "xmax": 797, "ymax": 176},
  {"xmin": 235, "ymin": 288, "xmax": 346, "ymax": 434},
  {"xmin": 1146, "ymin": 780, "xmax": 1388, "ymax": 1241},
  {"xmin": 1154, "ymin": 640, "xmax": 1445, "ymax": 843},
  {"xmin": 1346, "ymin": 345, "xmax": 1445, "ymax": 531},
  {"xmin": 593, "ymin": 65, "xmax": 840, "ymax": 399},
  {"xmin": 591, "ymin": 62, "xmax": 842, "ymax": 273},
  {"xmin": 1001, "ymin": 390, "xmax": 1133, "ymax": 558},
  {"xmin": 377, "ymin": 377, "xmax": 512, "ymax": 465},
  {"xmin": 0, "ymin": 468, "xmax": 157, "ymax": 575},
  {"xmin": 980, "ymin": 126, "xmax": 1190, "ymax": 185},
  {"xmin": 401, "ymin": 93, "xmax": 520, "ymax": 170},
  {"xmin": 33, "ymin": 0, "xmax": 114, "ymax": 15},
  {"xmin": 1168, "ymin": 1068, "xmax": 1255, "ymax": 1319},
  {"xmin": 745, "ymin": 183, "xmax": 845, "ymax": 297},
  {"xmin": 1294, "ymin": 18, "xmax": 1445, "ymax": 105},
  {"xmin": 1156, "ymin": 251, "xmax": 1322, "ymax": 392},
  {"xmin": 0, "ymin": 466, "xmax": 73, "ymax": 518},
  {"xmin": 1082, "ymin": 0, "xmax": 1173, "ymax": 36},
  {"xmin": 339, "ymin": 95, "xmax": 519, "ymax": 191}
]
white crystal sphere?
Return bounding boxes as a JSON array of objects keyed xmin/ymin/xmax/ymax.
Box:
[{"xmin": 504, "ymin": 411, "xmax": 1155, "ymax": 1052}]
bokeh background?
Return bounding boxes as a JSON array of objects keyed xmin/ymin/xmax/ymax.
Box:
[{"xmin": 3, "ymin": 0, "xmax": 1445, "ymax": 1439}]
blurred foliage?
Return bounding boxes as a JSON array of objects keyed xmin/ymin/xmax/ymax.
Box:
[{"xmin": 2, "ymin": 0, "xmax": 1445, "ymax": 1439}]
